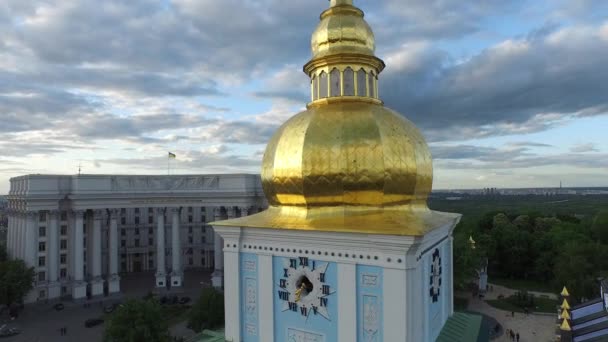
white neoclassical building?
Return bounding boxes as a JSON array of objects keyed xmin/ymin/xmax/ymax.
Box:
[{"xmin": 6, "ymin": 174, "xmax": 266, "ymax": 303}]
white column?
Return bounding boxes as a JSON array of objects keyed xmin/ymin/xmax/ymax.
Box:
[
  {"xmin": 211, "ymin": 207, "xmax": 224, "ymax": 288},
  {"xmin": 239, "ymin": 206, "xmax": 250, "ymax": 217},
  {"xmin": 155, "ymin": 208, "xmax": 167, "ymax": 288},
  {"xmin": 24, "ymin": 211, "xmax": 37, "ymax": 268},
  {"xmin": 6, "ymin": 211, "xmax": 13, "ymax": 258},
  {"xmin": 170, "ymin": 207, "xmax": 182, "ymax": 287},
  {"xmin": 259, "ymin": 254, "xmax": 274, "ymax": 342},
  {"xmin": 338, "ymin": 263, "xmax": 357, "ymax": 342},
  {"xmin": 90, "ymin": 210, "xmax": 104, "ymax": 296},
  {"xmin": 108, "ymin": 209, "xmax": 120, "ymax": 294},
  {"xmin": 384, "ymin": 268, "xmax": 407, "ymax": 342},
  {"xmin": 18, "ymin": 213, "xmax": 24, "ymax": 260},
  {"xmin": 47, "ymin": 210, "xmax": 61, "ymax": 299},
  {"xmin": 72, "ymin": 210, "xmax": 87, "ymax": 300},
  {"xmin": 223, "ymin": 233, "xmax": 240, "ymax": 342}
]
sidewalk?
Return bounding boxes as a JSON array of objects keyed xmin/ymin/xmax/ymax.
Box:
[
  {"xmin": 466, "ymin": 294, "xmax": 556, "ymax": 342},
  {"xmin": 485, "ymin": 283, "xmax": 558, "ymax": 300}
]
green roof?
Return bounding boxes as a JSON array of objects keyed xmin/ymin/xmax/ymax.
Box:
[
  {"xmin": 191, "ymin": 329, "xmax": 226, "ymax": 342},
  {"xmin": 436, "ymin": 312, "xmax": 488, "ymax": 342}
]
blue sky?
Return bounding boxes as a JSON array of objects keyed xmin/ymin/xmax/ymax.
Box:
[{"xmin": 1, "ymin": 0, "xmax": 607, "ymax": 193}]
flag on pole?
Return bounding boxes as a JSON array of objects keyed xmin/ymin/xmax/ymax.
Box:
[{"xmin": 168, "ymin": 152, "xmax": 176, "ymax": 159}]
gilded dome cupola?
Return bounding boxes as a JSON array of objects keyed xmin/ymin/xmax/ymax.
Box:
[
  {"xmin": 305, "ymin": 0, "xmax": 385, "ymax": 103},
  {"xmin": 212, "ymin": 0, "xmax": 460, "ymax": 236}
]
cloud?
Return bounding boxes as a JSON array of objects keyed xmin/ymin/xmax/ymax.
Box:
[
  {"xmin": 380, "ymin": 21, "xmax": 608, "ymax": 140},
  {"xmin": 570, "ymin": 143, "xmax": 599, "ymax": 153}
]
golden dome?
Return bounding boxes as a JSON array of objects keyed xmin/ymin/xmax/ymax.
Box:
[
  {"xmin": 262, "ymin": 100, "xmax": 433, "ymax": 207},
  {"xmin": 311, "ymin": 0, "xmax": 375, "ymax": 59},
  {"xmin": 212, "ymin": 1, "xmax": 460, "ymax": 235}
]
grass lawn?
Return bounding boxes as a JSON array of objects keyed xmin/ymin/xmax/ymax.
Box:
[
  {"xmin": 489, "ymin": 277, "xmax": 557, "ymax": 294},
  {"xmin": 485, "ymin": 296, "xmax": 558, "ymax": 314}
]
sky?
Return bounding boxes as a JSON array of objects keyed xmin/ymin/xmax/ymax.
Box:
[{"xmin": 1, "ymin": 0, "xmax": 608, "ymax": 193}]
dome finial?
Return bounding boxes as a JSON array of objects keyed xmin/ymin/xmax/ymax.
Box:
[{"xmin": 330, "ymin": 0, "xmax": 353, "ymax": 7}]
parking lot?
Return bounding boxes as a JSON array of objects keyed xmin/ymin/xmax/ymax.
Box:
[{"xmin": 0, "ymin": 270, "xmax": 211, "ymax": 342}]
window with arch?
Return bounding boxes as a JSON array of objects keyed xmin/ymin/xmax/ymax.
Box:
[
  {"xmin": 357, "ymin": 68, "xmax": 367, "ymax": 96},
  {"xmin": 319, "ymin": 71, "xmax": 328, "ymax": 98},
  {"xmin": 368, "ymin": 71, "xmax": 375, "ymax": 98},
  {"xmin": 343, "ymin": 67, "xmax": 354, "ymax": 96},
  {"xmin": 312, "ymin": 75, "xmax": 318, "ymax": 101},
  {"xmin": 375, "ymin": 74, "xmax": 379, "ymax": 98},
  {"xmin": 330, "ymin": 68, "xmax": 341, "ymax": 97}
]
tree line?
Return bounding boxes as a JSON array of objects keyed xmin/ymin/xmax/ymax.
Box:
[{"xmin": 454, "ymin": 209, "xmax": 608, "ymax": 301}]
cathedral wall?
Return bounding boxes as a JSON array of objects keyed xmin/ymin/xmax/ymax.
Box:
[
  {"xmin": 240, "ymin": 253, "xmax": 259, "ymax": 342},
  {"xmin": 356, "ymin": 265, "xmax": 383, "ymax": 342},
  {"xmin": 422, "ymin": 238, "xmax": 451, "ymax": 342},
  {"xmin": 272, "ymin": 256, "xmax": 338, "ymax": 342}
]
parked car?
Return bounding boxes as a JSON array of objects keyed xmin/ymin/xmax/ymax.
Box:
[
  {"xmin": 179, "ymin": 297, "xmax": 191, "ymax": 305},
  {"xmin": 53, "ymin": 303, "xmax": 65, "ymax": 311},
  {"xmin": 84, "ymin": 318, "xmax": 104, "ymax": 328},
  {"xmin": 0, "ymin": 327, "xmax": 20, "ymax": 338},
  {"xmin": 103, "ymin": 305, "xmax": 115, "ymax": 314}
]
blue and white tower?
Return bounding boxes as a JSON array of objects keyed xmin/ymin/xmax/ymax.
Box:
[{"xmin": 212, "ymin": 1, "xmax": 461, "ymax": 341}]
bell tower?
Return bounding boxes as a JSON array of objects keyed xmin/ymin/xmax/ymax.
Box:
[{"xmin": 212, "ymin": 1, "xmax": 461, "ymax": 341}]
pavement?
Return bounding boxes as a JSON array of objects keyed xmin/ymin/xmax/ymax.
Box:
[
  {"xmin": 0, "ymin": 270, "xmax": 212, "ymax": 342},
  {"xmin": 462, "ymin": 284, "xmax": 558, "ymax": 342}
]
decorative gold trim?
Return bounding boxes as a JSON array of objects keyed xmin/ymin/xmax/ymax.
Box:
[
  {"xmin": 307, "ymin": 96, "xmax": 383, "ymax": 108},
  {"xmin": 303, "ymin": 54, "xmax": 385, "ymax": 76}
]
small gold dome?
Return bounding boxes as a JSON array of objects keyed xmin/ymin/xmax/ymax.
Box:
[{"xmin": 311, "ymin": 0, "xmax": 375, "ymax": 59}]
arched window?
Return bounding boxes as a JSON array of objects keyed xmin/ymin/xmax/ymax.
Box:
[
  {"xmin": 312, "ymin": 75, "xmax": 318, "ymax": 101},
  {"xmin": 368, "ymin": 71, "xmax": 375, "ymax": 98},
  {"xmin": 375, "ymin": 74, "xmax": 379, "ymax": 98},
  {"xmin": 330, "ymin": 68, "xmax": 341, "ymax": 97},
  {"xmin": 357, "ymin": 69, "xmax": 367, "ymax": 96},
  {"xmin": 319, "ymin": 71, "xmax": 328, "ymax": 98},
  {"xmin": 343, "ymin": 67, "xmax": 354, "ymax": 96}
]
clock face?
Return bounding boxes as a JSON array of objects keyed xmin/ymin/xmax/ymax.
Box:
[
  {"xmin": 277, "ymin": 256, "xmax": 335, "ymax": 321},
  {"xmin": 429, "ymin": 248, "xmax": 442, "ymax": 303}
]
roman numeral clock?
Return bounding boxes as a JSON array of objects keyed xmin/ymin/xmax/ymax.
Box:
[{"xmin": 277, "ymin": 256, "xmax": 335, "ymax": 320}]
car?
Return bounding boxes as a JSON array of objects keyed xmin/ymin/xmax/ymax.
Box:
[
  {"xmin": 53, "ymin": 303, "xmax": 65, "ymax": 311},
  {"xmin": 103, "ymin": 305, "xmax": 115, "ymax": 314},
  {"xmin": 84, "ymin": 318, "xmax": 104, "ymax": 328},
  {"xmin": 178, "ymin": 297, "xmax": 191, "ymax": 305},
  {"xmin": 171, "ymin": 296, "xmax": 179, "ymax": 305},
  {"xmin": 160, "ymin": 296, "xmax": 169, "ymax": 305},
  {"xmin": 0, "ymin": 327, "xmax": 21, "ymax": 338}
]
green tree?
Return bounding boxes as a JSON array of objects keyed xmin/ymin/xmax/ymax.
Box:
[
  {"xmin": 452, "ymin": 232, "xmax": 484, "ymax": 289},
  {"xmin": 591, "ymin": 210, "xmax": 608, "ymax": 243},
  {"xmin": 0, "ymin": 243, "xmax": 7, "ymax": 262},
  {"xmin": 187, "ymin": 287, "xmax": 224, "ymax": 333},
  {"xmin": 0, "ymin": 259, "xmax": 35, "ymax": 306},
  {"xmin": 103, "ymin": 299, "xmax": 170, "ymax": 342}
]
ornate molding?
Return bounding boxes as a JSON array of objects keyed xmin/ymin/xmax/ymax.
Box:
[
  {"xmin": 239, "ymin": 207, "xmax": 251, "ymax": 216},
  {"xmin": 169, "ymin": 207, "xmax": 180, "ymax": 214},
  {"xmin": 93, "ymin": 209, "xmax": 105, "ymax": 220},
  {"xmin": 226, "ymin": 207, "xmax": 236, "ymax": 219},
  {"xmin": 48, "ymin": 209, "xmax": 61, "ymax": 219},
  {"xmin": 72, "ymin": 209, "xmax": 86, "ymax": 218},
  {"xmin": 25, "ymin": 211, "xmax": 38, "ymax": 219},
  {"xmin": 110, "ymin": 175, "xmax": 220, "ymax": 191},
  {"xmin": 108, "ymin": 208, "xmax": 120, "ymax": 218}
]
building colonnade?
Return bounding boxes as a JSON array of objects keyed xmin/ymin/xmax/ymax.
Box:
[{"xmin": 6, "ymin": 205, "xmax": 255, "ymax": 302}]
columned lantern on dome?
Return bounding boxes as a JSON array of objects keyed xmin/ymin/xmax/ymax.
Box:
[{"xmin": 211, "ymin": 1, "xmax": 470, "ymax": 341}]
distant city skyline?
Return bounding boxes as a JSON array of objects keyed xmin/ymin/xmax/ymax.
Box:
[{"xmin": 1, "ymin": 0, "xmax": 608, "ymax": 193}]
